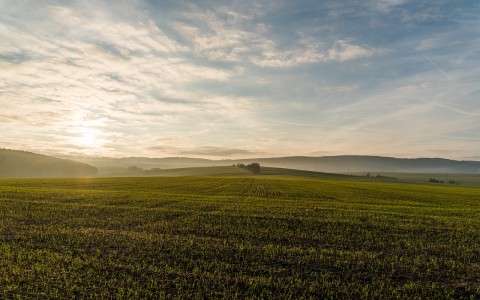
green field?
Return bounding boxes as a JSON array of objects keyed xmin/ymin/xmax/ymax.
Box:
[{"xmin": 1, "ymin": 172, "xmax": 479, "ymax": 298}]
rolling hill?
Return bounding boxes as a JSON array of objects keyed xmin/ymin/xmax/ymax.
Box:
[
  {"xmin": 99, "ymin": 165, "xmax": 359, "ymax": 179},
  {"xmin": 72, "ymin": 155, "xmax": 480, "ymax": 174},
  {"xmin": 2, "ymin": 148, "xmax": 479, "ymax": 177},
  {"xmin": 241, "ymin": 156, "xmax": 480, "ymax": 173},
  {"xmin": 0, "ymin": 149, "xmax": 98, "ymax": 178}
]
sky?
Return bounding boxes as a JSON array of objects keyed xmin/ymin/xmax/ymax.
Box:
[{"xmin": 1, "ymin": 0, "xmax": 479, "ymax": 160}]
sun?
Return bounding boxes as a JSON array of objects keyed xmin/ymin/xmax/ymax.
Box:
[
  {"xmin": 68, "ymin": 112, "xmax": 109, "ymax": 154},
  {"xmin": 76, "ymin": 127, "xmax": 102, "ymax": 148},
  {"xmin": 78, "ymin": 131, "xmax": 97, "ymax": 147}
]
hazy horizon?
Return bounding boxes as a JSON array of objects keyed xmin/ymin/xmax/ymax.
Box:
[
  {"xmin": 4, "ymin": 148, "xmax": 480, "ymax": 163},
  {"xmin": 1, "ymin": 1, "xmax": 479, "ymax": 160}
]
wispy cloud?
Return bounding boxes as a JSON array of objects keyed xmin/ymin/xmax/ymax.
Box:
[
  {"xmin": 149, "ymin": 145, "xmax": 262, "ymax": 157},
  {"xmin": 172, "ymin": 4, "xmax": 386, "ymax": 68}
]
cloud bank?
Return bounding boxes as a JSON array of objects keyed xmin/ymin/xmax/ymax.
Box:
[{"xmin": 0, "ymin": 0, "xmax": 479, "ymax": 159}]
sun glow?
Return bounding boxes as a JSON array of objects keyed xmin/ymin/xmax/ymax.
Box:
[
  {"xmin": 67, "ymin": 111, "xmax": 109, "ymax": 152},
  {"xmin": 68, "ymin": 125, "xmax": 112, "ymax": 156},
  {"xmin": 77, "ymin": 129, "xmax": 100, "ymax": 148}
]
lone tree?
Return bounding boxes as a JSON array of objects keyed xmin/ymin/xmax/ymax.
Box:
[
  {"xmin": 246, "ymin": 162, "xmax": 260, "ymax": 174},
  {"xmin": 235, "ymin": 162, "xmax": 261, "ymax": 174}
]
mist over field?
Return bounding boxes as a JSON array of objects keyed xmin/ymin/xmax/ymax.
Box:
[
  {"xmin": 2, "ymin": 148, "xmax": 480, "ymax": 178},
  {"xmin": 73, "ymin": 154, "xmax": 480, "ymax": 175}
]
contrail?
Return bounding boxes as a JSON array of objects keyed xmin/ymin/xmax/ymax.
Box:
[
  {"xmin": 420, "ymin": 99, "xmax": 480, "ymax": 116},
  {"xmin": 422, "ymin": 53, "xmax": 467, "ymax": 96}
]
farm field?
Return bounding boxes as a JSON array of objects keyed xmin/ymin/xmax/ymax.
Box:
[
  {"xmin": 348, "ymin": 172, "xmax": 480, "ymax": 188},
  {"xmin": 0, "ymin": 174, "xmax": 479, "ymax": 298},
  {"xmin": 375, "ymin": 172, "xmax": 480, "ymax": 188}
]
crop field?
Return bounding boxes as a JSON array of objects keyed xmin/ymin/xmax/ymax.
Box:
[{"xmin": 0, "ymin": 175, "xmax": 479, "ymax": 298}]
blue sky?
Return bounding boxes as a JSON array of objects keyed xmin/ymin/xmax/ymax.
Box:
[{"xmin": 1, "ymin": 0, "xmax": 479, "ymax": 159}]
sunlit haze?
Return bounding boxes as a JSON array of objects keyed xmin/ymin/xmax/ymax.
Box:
[{"xmin": 1, "ymin": 1, "xmax": 479, "ymax": 159}]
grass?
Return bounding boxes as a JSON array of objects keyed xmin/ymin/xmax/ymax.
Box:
[{"xmin": 0, "ymin": 175, "xmax": 479, "ymax": 298}]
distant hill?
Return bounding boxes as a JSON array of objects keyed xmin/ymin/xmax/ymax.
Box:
[
  {"xmin": 72, "ymin": 155, "xmax": 480, "ymax": 174},
  {"xmin": 0, "ymin": 149, "xmax": 98, "ymax": 178},
  {"xmin": 239, "ymin": 156, "xmax": 480, "ymax": 174},
  {"xmin": 74, "ymin": 156, "xmax": 213, "ymax": 170}
]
